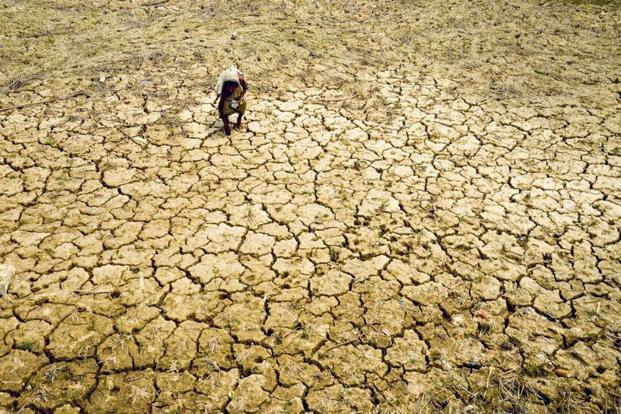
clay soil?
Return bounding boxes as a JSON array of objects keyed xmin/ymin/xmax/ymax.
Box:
[{"xmin": 1, "ymin": 0, "xmax": 620, "ymax": 413}]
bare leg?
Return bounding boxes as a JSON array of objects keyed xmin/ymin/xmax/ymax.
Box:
[
  {"xmin": 222, "ymin": 115, "xmax": 231, "ymax": 135},
  {"xmin": 235, "ymin": 113, "xmax": 243, "ymax": 130}
]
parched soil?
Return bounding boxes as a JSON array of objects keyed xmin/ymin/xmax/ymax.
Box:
[{"xmin": 1, "ymin": 0, "xmax": 620, "ymax": 413}]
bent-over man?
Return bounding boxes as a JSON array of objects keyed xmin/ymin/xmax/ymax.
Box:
[{"xmin": 216, "ymin": 67, "xmax": 248, "ymax": 136}]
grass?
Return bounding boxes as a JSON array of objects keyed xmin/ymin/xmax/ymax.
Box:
[
  {"xmin": 0, "ymin": 0, "xmax": 281, "ymax": 91},
  {"xmin": 2, "ymin": 0, "xmax": 619, "ymax": 104},
  {"xmin": 523, "ymin": 363, "xmax": 547, "ymax": 377},
  {"xmin": 1, "ymin": 72, "xmax": 41, "ymax": 94},
  {"xmin": 561, "ymin": 0, "xmax": 621, "ymax": 5},
  {"xmin": 329, "ymin": 246, "xmax": 339, "ymax": 262},
  {"xmin": 487, "ymin": 371, "xmax": 543, "ymax": 413},
  {"xmin": 0, "ymin": 3, "xmax": 200, "ymax": 90},
  {"xmin": 15, "ymin": 341, "xmax": 36, "ymax": 351}
]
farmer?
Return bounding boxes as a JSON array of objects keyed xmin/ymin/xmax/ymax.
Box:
[{"xmin": 216, "ymin": 67, "xmax": 248, "ymax": 136}]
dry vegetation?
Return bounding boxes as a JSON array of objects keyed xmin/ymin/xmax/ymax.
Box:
[{"xmin": 1, "ymin": 0, "xmax": 620, "ymax": 413}]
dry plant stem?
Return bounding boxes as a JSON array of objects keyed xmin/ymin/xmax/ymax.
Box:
[
  {"xmin": 143, "ymin": 0, "xmax": 170, "ymax": 7},
  {"xmin": 0, "ymin": 91, "xmax": 87, "ymax": 113}
]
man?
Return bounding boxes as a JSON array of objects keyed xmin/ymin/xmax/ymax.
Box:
[{"xmin": 217, "ymin": 68, "xmax": 248, "ymax": 136}]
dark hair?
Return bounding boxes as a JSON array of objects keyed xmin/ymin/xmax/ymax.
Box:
[{"xmin": 223, "ymin": 80, "xmax": 238, "ymax": 90}]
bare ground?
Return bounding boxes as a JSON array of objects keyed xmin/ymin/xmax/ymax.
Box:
[{"xmin": 0, "ymin": 0, "xmax": 620, "ymax": 413}]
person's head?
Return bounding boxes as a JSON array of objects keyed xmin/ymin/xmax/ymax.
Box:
[{"xmin": 223, "ymin": 80, "xmax": 238, "ymax": 95}]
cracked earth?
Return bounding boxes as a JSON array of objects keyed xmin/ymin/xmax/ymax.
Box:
[{"xmin": 1, "ymin": 0, "xmax": 620, "ymax": 412}]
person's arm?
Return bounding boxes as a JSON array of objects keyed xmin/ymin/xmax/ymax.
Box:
[{"xmin": 239, "ymin": 75, "xmax": 248, "ymax": 99}]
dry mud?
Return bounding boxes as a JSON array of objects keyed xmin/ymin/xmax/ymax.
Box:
[{"xmin": 1, "ymin": 0, "xmax": 620, "ymax": 413}]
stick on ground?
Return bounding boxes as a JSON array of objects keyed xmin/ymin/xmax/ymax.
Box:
[{"xmin": 0, "ymin": 91, "xmax": 87, "ymax": 113}]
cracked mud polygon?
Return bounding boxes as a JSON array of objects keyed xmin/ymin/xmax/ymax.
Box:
[{"xmin": 1, "ymin": 0, "xmax": 620, "ymax": 413}]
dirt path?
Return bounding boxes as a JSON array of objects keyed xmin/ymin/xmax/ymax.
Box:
[{"xmin": 1, "ymin": 0, "xmax": 620, "ymax": 412}]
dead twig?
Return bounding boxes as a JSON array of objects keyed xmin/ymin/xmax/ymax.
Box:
[
  {"xmin": 324, "ymin": 338, "xmax": 358, "ymax": 352},
  {"xmin": 483, "ymin": 367, "xmax": 494, "ymax": 400},
  {"xmin": 143, "ymin": 0, "xmax": 170, "ymax": 6},
  {"xmin": 0, "ymin": 91, "xmax": 87, "ymax": 113},
  {"xmin": 7, "ymin": 288, "xmax": 117, "ymax": 305}
]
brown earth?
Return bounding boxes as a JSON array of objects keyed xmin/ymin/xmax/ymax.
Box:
[{"xmin": 1, "ymin": 0, "xmax": 620, "ymax": 413}]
